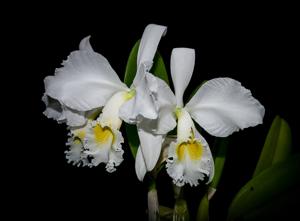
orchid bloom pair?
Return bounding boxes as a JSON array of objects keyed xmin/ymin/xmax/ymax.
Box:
[{"xmin": 43, "ymin": 24, "xmax": 264, "ymax": 186}]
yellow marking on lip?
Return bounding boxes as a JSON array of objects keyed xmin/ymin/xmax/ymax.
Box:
[
  {"xmin": 93, "ymin": 124, "xmax": 114, "ymax": 145},
  {"xmin": 176, "ymin": 140, "xmax": 203, "ymax": 161}
]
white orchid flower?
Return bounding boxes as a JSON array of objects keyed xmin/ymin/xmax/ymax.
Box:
[
  {"xmin": 136, "ymin": 48, "xmax": 265, "ymax": 186},
  {"xmin": 43, "ymin": 24, "xmax": 167, "ymax": 172}
]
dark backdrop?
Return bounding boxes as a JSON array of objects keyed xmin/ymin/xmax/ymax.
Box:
[{"xmin": 11, "ymin": 3, "xmax": 298, "ymax": 220}]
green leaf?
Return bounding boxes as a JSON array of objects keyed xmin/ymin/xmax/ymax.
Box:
[
  {"xmin": 124, "ymin": 39, "xmax": 169, "ymax": 87},
  {"xmin": 124, "ymin": 40, "xmax": 170, "ymax": 158},
  {"xmin": 125, "ymin": 124, "xmax": 139, "ymax": 158},
  {"xmin": 271, "ymin": 117, "xmax": 292, "ymax": 164},
  {"xmin": 210, "ymin": 137, "xmax": 230, "ymax": 189},
  {"xmin": 227, "ymin": 154, "xmax": 300, "ymax": 221},
  {"xmin": 197, "ymin": 193, "xmax": 209, "ymax": 221},
  {"xmin": 252, "ymin": 115, "xmax": 292, "ymax": 177},
  {"xmin": 124, "ymin": 40, "xmax": 140, "ymax": 87},
  {"xmin": 241, "ymin": 188, "xmax": 300, "ymax": 220},
  {"xmin": 152, "ymin": 51, "xmax": 169, "ymax": 85}
]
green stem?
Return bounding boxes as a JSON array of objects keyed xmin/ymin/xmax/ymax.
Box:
[
  {"xmin": 148, "ymin": 179, "xmax": 160, "ymax": 221},
  {"xmin": 173, "ymin": 199, "xmax": 190, "ymax": 221},
  {"xmin": 173, "ymin": 185, "xmax": 189, "ymax": 221}
]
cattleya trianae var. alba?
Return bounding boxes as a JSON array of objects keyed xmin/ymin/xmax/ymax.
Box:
[
  {"xmin": 42, "ymin": 24, "xmax": 264, "ymax": 188},
  {"xmin": 135, "ymin": 48, "xmax": 265, "ymax": 186},
  {"xmin": 43, "ymin": 24, "xmax": 167, "ymax": 172}
]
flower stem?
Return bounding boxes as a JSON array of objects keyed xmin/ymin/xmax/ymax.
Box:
[
  {"xmin": 173, "ymin": 185, "xmax": 189, "ymax": 221},
  {"xmin": 173, "ymin": 199, "xmax": 189, "ymax": 221},
  {"xmin": 148, "ymin": 181, "xmax": 160, "ymax": 221}
]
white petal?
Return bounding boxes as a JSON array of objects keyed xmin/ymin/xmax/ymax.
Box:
[
  {"xmin": 42, "ymin": 94, "xmax": 88, "ymax": 127},
  {"xmin": 106, "ymin": 129, "xmax": 124, "ymax": 173},
  {"xmin": 149, "ymin": 73, "xmax": 177, "ymax": 134},
  {"xmin": 143, "ymin": 73, "xmax": 177, "ymax": 134},
  {"xmin": 79, "ymin": 36, "xmax": 94, "ymax": 52},
  {"xmin": 137, "ymin": 127, "xmax": 163, "ymax": 171},
  {"xmin": 147, "ymin": 73, "xmax": 176, "ymax": 107},
  {"xmin": 171, "ymin": 48, "xmax": 195, "ymax": 107},
  {"xmin": 155, "ymin": 107, "xmax": 177, "ymax": 134},
  {"xmin": 84, "ymin": 121, "xmax": 124, "ymax": 172},
  {"xmin": 44, "ymin": 37, "xmax": 128, "ymax": 112},
  {"xmin": 65, "ymin": 138, "xmax": 85, "ymax": 166},
  {"xmin": 135, "ymin": 147, "xmax": 147, "ymax": 181},
  {"xmin": 119, "ymin": 72, "xmax": 158, "ymax": 124},
  {"xmin": 157, "ymin": 135, "xmax": 177, "ymax": 165},
  {"xmin": 99, "ymin": 91, "xmax": 130, "ymax": 129},
  {"xmin": 136, "ymin": 107, "xmax": 176, "ymax": 136},
  {"xmin": 166, "ymin": 142, "xmax": 186, "ymax": 187},
  {"xmin": 42, "ymin": 94, "xmax": 64, "ymax": 122},
  {"xmin": 62, "ymin": 106, "xmax": 87, "ymax": 127},
  {"xmin": 137, "ymin": 24, "xmax": 167, "ymax": 71},
  {"xmin": 166, "ymin": 130, "xmax": 214, "ymax": 187},
  {"xmin": 84, "ymin": 124, "xmax": 111, "ymax": 165},
  {"xmin": 65, "ymin": 126, "xmax": 91, "ymax": 167},
  {"xmin": 194, "ymin": 130, "xmax": 215, "ymax": 184},
  {"xmin": 186, "ymin": 78, "xmax": 265, "ymax": 137}
]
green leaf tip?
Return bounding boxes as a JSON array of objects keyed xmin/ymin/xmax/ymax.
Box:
[
  {"xmin": 253, "ymin": 115, "xmax": 292, "ymax": 177},
  {"xmin": 124, "ymin": 40, "xmax": 140, "ymax": 87},
  {"xmin": 152, "ymin": 51, "xmax": 169, "ymax": 85}
]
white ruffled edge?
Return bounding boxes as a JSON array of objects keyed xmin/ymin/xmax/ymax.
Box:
[
  {"xmin": 65, "ymin": 129, "xmax": 91, "ymax": 167},
  {"xmin": 166, "ymin": 132, "xmax": 214, "ymax": 187},
  {"xmin": 83, "ymin": 121, "xmax": 124, "ymax": 172}
]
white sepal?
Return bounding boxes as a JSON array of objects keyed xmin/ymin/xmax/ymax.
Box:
[
  {"xmin": 170, "ymin": 48, "xmax": 195, "ymax": 107},
  {"xmin": 137, "ymin": 127, "xmax": 163, "ymax": 171},
  {"xmin": 135, "ymin": 147, "xmax": 147, "ymax": 181}
]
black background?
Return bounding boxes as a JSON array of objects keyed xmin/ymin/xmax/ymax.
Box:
[{"xmin": 9, "ymin": 3, "xmax": 299, "ymax": 220}]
